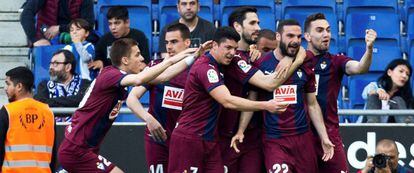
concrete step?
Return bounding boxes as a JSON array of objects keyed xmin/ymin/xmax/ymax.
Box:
[
  {"xmin": 1, "ymin": 0, "xmax": 26, "ymax": 12},
  {"xmin": 0, "ymin": 47, "xmax": 29, "ymax": 56},
  {"xmin": 0, "ymin": 13, "xmax": 20, "ymax": 21},
  {"xmin": 0, "ymin": 22, "xmax": 27, "ymax": 46},
  {"xmin": 0, "ymin": 60, "xmax": 28, "ymax": 79},
  {"xmin": 0, "ymin": 88, "xmax": 7, "ymax": 107}
]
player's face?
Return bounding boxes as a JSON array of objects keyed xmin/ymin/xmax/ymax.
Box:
[
  {"xmin": 4, "ymin": 77, "xmax": 17, "ymax": 103},
  {"xmin": 376, "ymin": 145, "xmax": 399, "ymax": 171},
  {"xmin": 215, "ymin": 39, "xmax": 238, "ymax": 65},
  {"xmin": 257, "ymin": 37, "xmax": 278, "ymax": 53},
  {"xmin": 108, "ymin": 18, "xmax": 130, "ymax": 39},
  {"xmin": 388, "ymin": 65, "xmax": 410, "ymax": 88},
  {"xmin": 165, "ymin": 30, "xmax": 190, "ymax": 57},
  {"xmin": 177, "ymin": 0, "xmax": 199, "ymax": 22},
  {"xmin": 128, "ymin": 45, "xmax": 146, "ymax": 74},
  {"xmin": 279, "ymin": 25, "xmax": 302, "ymax": 57},
  {"xmin": 69, "ymin": 23, "xmax": 89, "ymax": 41},
  {"xmin": 307, "ymin": 19, "xmax": 331, "ymax": 53},
  {"xmin": 49, "ymin": 53, "xmax": 70, "ymax": 83},
  {"xmin": 241, "ymin": 12, "xmax": 260, "ymax": 45}
]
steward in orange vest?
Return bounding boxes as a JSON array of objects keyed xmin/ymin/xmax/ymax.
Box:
[{"xmin": 1, "ymin": 67, "xmax": 55, "ymax": 173}]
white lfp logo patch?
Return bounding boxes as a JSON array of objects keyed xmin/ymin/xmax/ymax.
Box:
[
  {"xmin": 207, "ymin": 69, "xmax": 219, "ymax": 83},
  {"xmin": 162, "ymin": 86, "xmax": 184, "ymax": 110},
  {"xmin": 274, "ymin": 85, "xmax": 297, "ymax": 104},
  {"xmin": 237, "ymin": 60, "xmax": 251, "ymax": 73}
]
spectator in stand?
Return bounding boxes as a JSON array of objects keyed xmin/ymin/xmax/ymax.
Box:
[
  {"xmin": 158, "ymin": 0, "xmax": 216, "ymax": 58},
  {"xmin": 362, "ymin": 59, "xmax": 414, "ymax": 123},
  {"xmin": 34, "ymin": 50, "xmax": 91, "ymax": 122},
  {"xmin": 92, "ymin": 6, "xmax": 150, "ymax": 70},
  {"xmin": 63, "ymin": 18, "xmax": 96, "ymax": 81},
  {"xmin": 256, "ymin": 29, "xmax": 278, "ymax": 53},
  {"xmin": 20, "ymin": 0, "xmax": 95, "ymax": 47}
]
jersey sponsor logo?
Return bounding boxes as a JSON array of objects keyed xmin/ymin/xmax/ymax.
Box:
[
  {"xmin": 315, "ymin": 74, "xmax": 320, "ymax": 96},
  {"xmin": 162, "ymin": 86, "xmax": 184, "ymax": 110},
  {"xmin": 109, "ymin": 100, "xmax": 123, "ymax": 120},
  {"xmin": 320, "ymin": 61, "xmax": 327, "ymax": 70},
  {"xmin": 273, "ymin": 85, "xmax": 297, "ymax": 104},
  {"xmin": 296, "ymin": 69, "xmax": 303, "ymax": 78},
  {"xmin": 237, "ymin": 60, "xmax": 252, "ymax": 73},
  {"xmin": 207, "ymin": 69, "xmax": 219, "ymax": 83}
]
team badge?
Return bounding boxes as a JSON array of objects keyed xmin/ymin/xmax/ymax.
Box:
[
  {"xmin": 207, "ymin": 69, "xmax": 219, "ymax": 83},
  {"xmin": 297, "ymin": 69, "xmax": 303, "ymax": 78},
  {"xmin": 237, "ymin": 60, "xmax": 251, "ymax": 73},
  {"xmin": 320, "ymin": 61, "xmax": 327, "ymax": 70}
]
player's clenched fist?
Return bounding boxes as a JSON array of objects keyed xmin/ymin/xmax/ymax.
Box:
[{"xmin": 365, "ymin": 29, "xmax": 377, "ymax": 48}]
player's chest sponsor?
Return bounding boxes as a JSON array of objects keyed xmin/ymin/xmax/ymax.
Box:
[
  {"xmin": 162, "ymin": 86, "xmax": 184, "ymax": 110},
  {"xmin": 273, "ymin": 85, "xmax": 297, "ymax": 104}
]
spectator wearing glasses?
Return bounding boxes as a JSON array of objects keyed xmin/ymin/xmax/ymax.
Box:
[{"xmin": 34, "ymin": 50, "xmax": 91, "ymax": 122}]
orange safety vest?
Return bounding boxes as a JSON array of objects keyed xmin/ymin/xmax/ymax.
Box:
[{"xmin": 2, "ymin": 98, "xmax": 55, "ymax": 173}]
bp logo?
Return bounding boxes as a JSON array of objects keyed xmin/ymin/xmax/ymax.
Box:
[{"xmin": 237, "ymin": 60, "xmax": 251, "ymax": 73}]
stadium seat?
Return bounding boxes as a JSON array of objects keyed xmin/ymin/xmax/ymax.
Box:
[
  {"xmin": 32, "ymin": 45, "xmax": 66, "ymax": 90},
  {"xmin": 347, "ymin": 73, "xmax": 382, "ymax": 109},
  {"xmin": 158, "ymin": 0, "xmax": 214, "ymax": 32},
  {"xmin": 281, "ymin": 0, "xmax": 338, "ymax": 42},
  {"xmin": 344, "ymin": 1, "xmax": 401, "ymax": 71},
  {"xmin": 220, "ymin": 0, "xmax": 276, "ymax": 31},
  {"xmin": 96, "ymin": 0, "xmax": 152, "ymax": 53}
]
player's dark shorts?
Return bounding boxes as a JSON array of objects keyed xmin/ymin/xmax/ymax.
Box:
[
  {"xmin": 168, "ymin": 133, "xmax": 224, "ymax": 173},
  {"xmin": 313, "ymin": 132, "xmax": 349, "ymax": 173},
  {"xmin": 263, "ymin": 131, "xmax": 318, "ymax": 173},
  {"xmin": 58, "ymin": 138, "xmax": 115, "ymax": 173},
  {"xmin": 219, "ymin": 136, "xmax": 264, "ymax": 173},
  {"xmin": 145, "ymin": 133, "xmax": 169, "ymax": 173}
]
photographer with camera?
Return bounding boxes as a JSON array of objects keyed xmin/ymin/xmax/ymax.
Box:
[{"xmin": 358, "ymin": 139, "xmax": 413, "ymax": 173}]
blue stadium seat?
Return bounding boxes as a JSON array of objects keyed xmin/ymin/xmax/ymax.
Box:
[
  {"xmin": 220, "ymin": 0, "xmax": 276, "ymax": 31},
  {"xmin": 96, "ymin": 0, "xmax": 152, "ymax": 52},
  {"xmin": 407, "ymin": 0, "xmax": 414, "ymax": 49},
  {"xmin": 347, "ymin": 73, "xmax": 382, "ymax": 109},
  {"xmin": 344, "ymin": 2, "xmax": 401, "ymax": 71},
  {"xmin": 33, "ymin": 45, "xmax": 66, "ymax": 90},
  {"xmin": 281, "ymin": 0, "xmax": 338, "ymax": 43},
  {"xmin": 158, "ymin": 0, "xmax": 214, "ymax": 32}
]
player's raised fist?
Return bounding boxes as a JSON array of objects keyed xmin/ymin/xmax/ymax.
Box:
[{"xmin": 365, "ymin": 29, "xmax": 377, "ymax": 48}]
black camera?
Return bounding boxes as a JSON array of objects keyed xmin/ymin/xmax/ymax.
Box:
[{"xmin": 373, "ymin": 153, "xmax": 391, "ymax": 169}]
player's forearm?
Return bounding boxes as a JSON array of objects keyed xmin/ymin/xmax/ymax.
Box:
[
  {"xmin": 222, "ymin": 95, "xmax": 267, "ymax": 112},
  {"xmin": 357, "ymin": 46, "xmax": 373, "ymax": 74},
  {"xmin": 149, "ymin": 55, "xmax": 194, "ymax": 84},
  {"xmin": 123, "ymin": 59, "xmax": 175, "ymax": 86},
  {"xmin": 237, "ymin": 111, "xmax": 254, "ymax": 134},
  {"xmin": 126, "ymin": 94, "xmax": 151, "ymax": 122},
  {"xmin": 308, "ymin": 103, "xmax": 329, "ymax": 140}
]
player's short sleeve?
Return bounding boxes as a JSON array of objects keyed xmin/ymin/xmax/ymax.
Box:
[
  {"xmin": 334, "ymin": 54, "xmax": 353, "ymax": 75},
  {"xmin": 196, "ymin": 64, "xmax": 224, "ymax": 92},
  {"xmin": 99, "ymin": 68, "xmax": 127, "ymax": 91},
  {"xmin": 304, "ymin": 60, "xmax": 316, "ymax": 93},
  {"xmin": 226, "ymin": 56, "xmax": 259, "ymax": 84}
]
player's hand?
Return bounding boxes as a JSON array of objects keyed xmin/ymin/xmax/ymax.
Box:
[
  {"xmin": 146, "ymin": 116, "xmax": 167, "ymax": 142},
  {"xmin": 44, "ymin": 25, "xmax": 60, "ymax": 40},
  {"xmin": 249, "ymin": 45, "xmax": 261, "ymax": 62},
  {"xmin": 365, "ymin": 29, "xmax": 377, "ymax": 49},
  {"xmin": 230, "ymin": 132, "xmax": 244, "ymax": 153},
  {"xmin": 294, "ymin": 46, "xmax": 306, "ymax": 65},
  {"xmin": 321, "ymin": 137, "xmax": 335, "ymax": 162},
  {"xmin": 275, "ymin": 56, "xmax": 293, "ymax": 79},
  {"xmin": 194, "ymin": 40, "xmax": 213, "ymax": 57},
  {"xmin": 264, "ymin": 99, "xmax": 289, "ymax": 114},
  {"xmin": 376, "ymin": 88, "xmax": 390, "ymax": 100},
  {"xmin": 88, "ymin": 60, "xmax": 104, "ymax": 71}
]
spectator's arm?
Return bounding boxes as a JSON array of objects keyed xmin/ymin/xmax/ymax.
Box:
[
  {"xmin": 50, "ymin": 120, "xmax": 56, "ymax": 172},
  {"xmin": 94, "ymin": 37, "xmax": 110, "ymax": 66},
  {"xmin": 59, "ymin": 0, "xmax": 95, "ymax": 33},
  {"xmin": 43, "ymin": 80, "xmax": 91, "ymax": 107},
  {"xmin": 34, "ymin": 81, "xmax": 50, "ymax": 103},
  {"xmin": 20, "ymin": 0, "xmax": 46, "ymax": 43},
  {"xmin": 73, "ymin": 42, "xmax": 94, "ymax": 62},
  {"xmin": 158, "ymin": 27, "xmax": 167, "ymax": 58},
  {"xmin": 138, "ymin": 33, "xmax": 150, "ymax": 64},
  {"xmin": 362, "ymin": 82, "xmax": 379, "ymax": 100},
  {"xmin": 0, "ymin": 107, "xmax": 9, "ymax": 167}
]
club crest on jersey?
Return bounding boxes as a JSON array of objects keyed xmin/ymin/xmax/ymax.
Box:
[
  {"xmin": 162, "ymin": 86, "xmax": 184, "ymax": 110},
  {"xmin": 320, "ymin": 61, "xmax": 327, "ymax": 70},
  {"xmin": 207, "ymin": 69, "xmax": 219, "ymax": 83},
  {"xmin": 296, "ymin": 69, "xmax": 303, "ymax": 78},
  {"xmin": 274, "ymin": 85, "xmax": 297, "ymax": 104},
  {"xmin": 237, "ymin": 60, "xmax": 251, "ymax": 73}
]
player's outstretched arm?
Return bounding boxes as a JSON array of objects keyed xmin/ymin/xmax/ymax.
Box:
[
  {"xmin": 248, "ymin": 47, "xmax": 306, "ymax": 92},
  {"xmin": 126, "ymin": 86, "xmax": 167, "ymax": 142},
  {"xmin": 230, "ymin": 90, "xmax": 259, "ymax": 153},
  {"xmin": 346, "ymin": 29, "xmax": 377, "ymax": 75},
  {"xmin": 149, "ymin": 41, "xmax": 213, "ymax": 84},
  {"xmin": 210, "ymin": 85, "xmax": 288, "ymax": 113},
  {"xmin": 305, "ymin": 93, "xmax": 335, "ymax": 161}
]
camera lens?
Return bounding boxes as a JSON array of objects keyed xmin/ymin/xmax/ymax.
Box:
[{"xmin": 373, "ymin": 154, "xmax": 388, "ymax": 169}]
